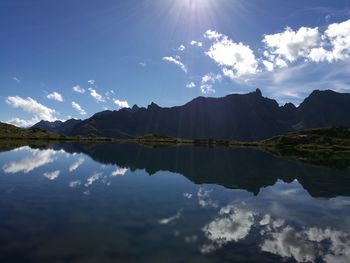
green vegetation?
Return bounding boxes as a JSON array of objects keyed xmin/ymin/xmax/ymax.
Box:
[
  {"xmin": 134, "ymin": 127, "xmax": 350, "ymax": 168},
  {"xmin": 260, "ymin": 127, "xmax": 350, "ymax": 169},
  {"xmin": 0, "ymin": 122, "xmax": 112, "ymax": 149},
  {"xmin": 134, "ymin": 133, "xmax": 193, "ymax": 147}
]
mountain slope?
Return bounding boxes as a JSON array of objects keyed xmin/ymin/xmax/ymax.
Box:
[
  {"xmin": 33, "ymin": 119, "xmax": 82, "ymax": 135},
  {"xmin": 33, "ymin": 89, "xmax": 350, "ymax": 141}
]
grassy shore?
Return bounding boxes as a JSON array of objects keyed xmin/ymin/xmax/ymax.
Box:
[
  {"xmin": 133, "ymin": 127, "xmax": 350, "ymax": 169},
  {"xmin": 1, "ymin": 122, "xmax": 349, "ymax": 168}
]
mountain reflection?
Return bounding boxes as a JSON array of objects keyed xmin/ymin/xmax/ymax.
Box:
[
  {"xmin": 46, "ymin": 142, "xmax": 350, "ymax": 198},
  {"xmin": 0, "ymin": 143, "xmax": 350, "ymax": 262}
]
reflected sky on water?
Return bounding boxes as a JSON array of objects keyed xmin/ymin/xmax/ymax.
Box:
[{"xmin": 0, "ymin": 143, "xmax": 349, "ymax": 263}]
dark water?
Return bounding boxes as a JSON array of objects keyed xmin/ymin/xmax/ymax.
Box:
[{"xmin": 0, "ymin": 143, "xmax": 350, "ymax": 263}]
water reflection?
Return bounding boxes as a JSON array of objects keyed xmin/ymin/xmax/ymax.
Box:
[
  {"xmin": 0, "ymin": 143, "xmax": 349, "ymax": 262},
  {"xmin": 52, "ymin": 142, "xmax": 350, "ymax": 198},
  {"xmin": 2, "ymin": 147, "xmax": 56, "ymax": 174}
]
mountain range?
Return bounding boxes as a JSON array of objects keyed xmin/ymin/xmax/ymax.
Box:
[{"xmin": 33, "ymin": 89, "xmax": 350, "ymax": 141}]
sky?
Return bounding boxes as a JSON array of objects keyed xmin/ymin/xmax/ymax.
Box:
[{"xmin": 1, "ymin": 0, "xmax": 350, "ymax": 127}]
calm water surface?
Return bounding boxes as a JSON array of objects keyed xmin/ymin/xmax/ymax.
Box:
[{"xmin": 0, "ymin": 142, "xmax": 349, "ymax": 263}]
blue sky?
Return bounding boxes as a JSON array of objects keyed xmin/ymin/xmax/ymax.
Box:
[{"xmin": 1, "ymin": 0, "xmax": 350, "ymax": 126}]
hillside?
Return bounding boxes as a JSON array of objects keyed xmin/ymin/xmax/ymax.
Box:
[{"xmin": 0, "ymin": 122, "xmax": 60, "ymax": 140}]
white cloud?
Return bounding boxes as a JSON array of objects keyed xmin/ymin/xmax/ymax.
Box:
[
  {"xmin": 88, "ymin": 88, "xmax": 105, "ymax": 103},
  {"xmin": 47, "ymin": 91, "xmax": 63, "ymax": 102},
  {"xmin": 190, "ymin": 40, "xmax": 203, "ymax": 47},
  {"xmin": 113, "ymin": 99, "xmax": 130, "ymax": 109},
  {"xmin": 263, "ymin": 26, "xmax": 320, "ymax": 68},
  {"xmin": 6, "ymin": 96, "xmax": 57, "ymax": 122},
  {"xmin": 186, "ymin": 82, "xmax": 196, "ymax": 88},
  {"xmin": 162, "ymin": 56, "xmax": 188, "ymax": 73},
  {"xmin": 43, "ymin": 170, "xmax": 60, "ymax": 180},
  {"xmin": 308, "ymin": 18, "xmax": 350, "ymax": 63},
  {"xmin": 200, "ymin": 73, "xmax": 222, "ymax": 94},
  {"xmin": 87, "ymin": 79, "xmax": 95, "ymax": 85},
  {"xmin": 178, "ymin": 44, "xmax": 186, "ymax": 51},
  {"xmin": 71, "ymin": 101, "xmax": 86, "ymax": 115},
  {"xmin": 206, "ymin": 33, "xmax": 258, "ymax": 78},
  {"xmin": 72, "ymin": 85, "xmax": 85, "ymax": 94},
  {"xmin": 204, "ymin": 29, "xmax": 222, "ymax": 40},
  {"xmin": 69, "ymin": 158, "xmax": 85, "ymax": 172},
  {"xmin": 12, "ymin": 77, "xmax": 20, "ymax": 83},
  {"xmin": 111, "ymin": 167, "xmax": 128, "ymax": 176},
  {"xmin": 139, "ymin": 62, "xmax": 146, "ymax": 67},
  {"xmin": 5, "ymin": 117, "xmax": 38, "ymax": 127},
  {"xmin": 200, "ymin": 84, "xmax": 215, "ymax": 94}
]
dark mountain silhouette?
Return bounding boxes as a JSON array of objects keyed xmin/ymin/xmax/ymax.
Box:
[
  {"xmin": 33, "ymin": 119, "xmax": 82, "ymax": 135},
  {"xmin": 33, "ymin": 89, "xmax": 350, "ymax": 141}
]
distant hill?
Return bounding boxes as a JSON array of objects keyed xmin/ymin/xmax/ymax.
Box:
[
  {"xmin": 32, "ymin": 89, "xmax": 350, "ymax": 141},
  {"xmin": 0, "ymin": 122, "xmax": 60, "ymax": 139},
  {"xmin": 33, "ymin": 119, "xmax": 82, "ymax": 135}
]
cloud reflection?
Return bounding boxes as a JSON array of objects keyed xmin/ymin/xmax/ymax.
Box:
[
  {"xmin": 159, "ymin": 209, "xmax": 183, "ymax": 225},
  {"xmin": 197, "ymin": 188, "xmax": 218, "ymax": 208},
  {"xmin": 201, "ymin": 206, "xmax": 255, "ymax": 253},
  {"xmin": 43, "ymin": 170, "xmax": 60, "ymax": 180},
  {"xmin": 69, "ymin": 158, "xmax": 85, "ymax": 172},
  {"xmin": 111, "ymin": 167, "xmax": 128, "ymax": 176},
  {"xmin": 200, "ymin": 202, "xmax": 350, "ymax": 262},
  {"xmin": 2, "ymin": 148, "xmax": 58, "ymax": 174},
  {"xmin": 84, "ymin": 172, "xmax": 103, "ymax": 187}
]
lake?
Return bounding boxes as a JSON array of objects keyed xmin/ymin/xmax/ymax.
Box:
[{"xmin": 0, "ymin": 142, "xmax": 349, "ymax": 262}]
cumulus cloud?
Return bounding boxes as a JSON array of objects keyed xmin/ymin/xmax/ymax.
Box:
[
  {"xmin": 162, "ymin": 56, "xmax": 188, "ymax": 73},
  {"xmin": 43, "ymin": 170, "xmax": 60, "ymax": 180},
  {"xmin": 263, "ymin": 19, "xmax": 350, "ymax": 68},
  {"xmin": 113, "ymin": 99, "xmax": 130, "ymax": 109},
  {"xmin": 178, "ymin": 44, "xmax": 186, "ymax": 51},
  {"xmin": 205, "ymin": 32, "xmax": 258, "ymax": 78},
  {"xmin": 186, "ymin": 82, "xmax": 196, "ymax": 88},
  {"xmin": 72, "ymin": 85, "xmax": 85, "ymax": 94},
  {"xmin": 87, "ymin": 79, "xmax": 95, "ymax": 85},
  {"xmin": 71, "ymin": 101, "xmax": 86, "ymax": 115},
  {"xmin": 88, "ymin": 88, "xmax": 105, "ymax": 103},
  {"xmin": 6, "ymin": 96, "xmax": 57, "ymax": 122},
  {"xmin": 263, "ymin": 26, "xmax": 320, "ymax": 69},
  {"xmin": 308, "ymin": 18, "xmax": 350, "ymax": 63},
  {"xmin": 190, "ymin": 40, "xmax": 203, "ymax": 47},
  {"xmin": 47, "ymin": 91, "xmax": 63, "ymax": 102}
]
